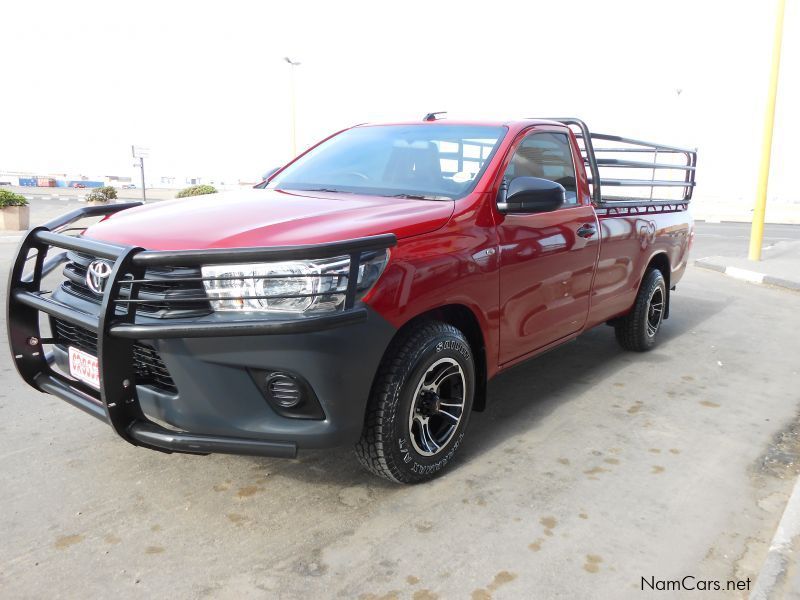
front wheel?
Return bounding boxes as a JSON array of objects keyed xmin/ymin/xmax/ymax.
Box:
[
  {"xmin": 614, "ymin": 268, "xmax": 667, "ymax": 352},
  {"xmin": 355, "ymin": 321, "xmax": 475, "ymax": 483}
]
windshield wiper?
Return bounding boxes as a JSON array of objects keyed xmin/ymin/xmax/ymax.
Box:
[
  {"xmin": 297, "ymin": 187, "xmax": 354, "ymax": 194},
  {"xmin": 388, "ymin": 193, "xmax": 451, "ymax": 201}
]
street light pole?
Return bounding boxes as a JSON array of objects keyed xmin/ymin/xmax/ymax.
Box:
[
  {"xmin": 139, "ymin": 156, "xmax": 147, "ymax": 203},
  {"xmin": 748, "ymin": 0, "xmax": 786, "ymax": 261},
  {"xmin": 284, "ymin": 57, "xmax": 301, "ymax": 157}
]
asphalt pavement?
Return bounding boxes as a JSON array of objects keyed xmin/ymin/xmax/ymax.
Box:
[
  {"xmin": 692, "ymin": 221, "xmax": 800, "ymax": 259},
  {"xmin": 1, "ymin": 207, "xmax": 799, "ymax": 599}
]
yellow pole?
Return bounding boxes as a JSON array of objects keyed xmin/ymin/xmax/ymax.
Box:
[{"xmin": 749, "ymin": 0, "xmax": 786, "ymax": 261}]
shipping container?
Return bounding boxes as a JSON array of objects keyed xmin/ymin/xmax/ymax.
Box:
[{"xmin": 67, "ymin": 180, "xmax": 103, "ymax": 188}]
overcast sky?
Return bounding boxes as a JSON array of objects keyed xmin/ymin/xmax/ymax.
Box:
[{"xmin": 1, "ymin": 0, "xmax": 797, "ymax": 203}]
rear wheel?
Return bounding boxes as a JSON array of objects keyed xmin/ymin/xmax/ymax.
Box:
[
  {"xmin": 614, "ymin": 268, "xmax": 667, "ymax": 352},
  {"xmin": 355, "ymin": 321, "xmax": 475, "ymax": 483}
]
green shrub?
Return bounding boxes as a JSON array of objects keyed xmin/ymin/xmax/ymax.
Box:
[
  {"xmin": 86, "ymin": 186, "xmax": 118, "ymax": 203},
  {"xmin": 98, "ymin": 185, "xmax": 118, "ymax": 200},
  {"xmin": 0, "ymin": 189, "xmax": 28, "ymax": 207},
  {"xmin": 176, "ymin": 184, "xmax": 217, "ymax": 198}
]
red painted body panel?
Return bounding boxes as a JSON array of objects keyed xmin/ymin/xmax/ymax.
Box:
[
  {"xmin": 495, "ymin": 204, "xmax": 600, "ymax": 363},
  {"xmin": 85, "ymin": 189, "xmax": 454, "ymax": 249},
  {"xmin": 364, "ymin": 192, "xmax": 502, "ymax": 376},
  {"xmin": 585, "ymin": 209, "xmax": 691, "ymax": 329},
  {"xmin": 489, "ymin": 124, "xmax": 601, "ymax": 363},
  {"xmin": 85, "ymin": 119, "xmax": 692, "ymax": 382}
]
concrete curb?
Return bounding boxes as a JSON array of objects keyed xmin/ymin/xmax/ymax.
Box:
[
  {"xmin": 750, "ymin": 475, "xmax": 800, "ymax": 599},
  {"xmin": 695, "ymin": 259, "xmax": 800, "ymax": 291}
]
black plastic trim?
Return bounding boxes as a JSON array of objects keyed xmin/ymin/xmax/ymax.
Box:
[
  {"xmin": 108, "ymin": 308, "xmax": 368, "ymax": 339},
  {"xmin": 128, "ymin": 421, "xmax": 298, "ymax": 458},
  {"xmin": 250, "ymin": 368, "xmax": 326, "ymax": 420}
]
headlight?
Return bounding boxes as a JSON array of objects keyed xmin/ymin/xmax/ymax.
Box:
[{"xmin": 201, "ymin": 250, "xmax": 389, "ymax": 313}]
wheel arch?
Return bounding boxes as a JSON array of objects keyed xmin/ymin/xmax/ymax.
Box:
[
  {"xmin": 643, "ymin": 251, "xmax": 671, "ymax": 318},
  {"xmin": 645, "ymin": 251, "xmax": 670, "ymax": 288},
  {"xmin": 380, "ymin": 304, "xmax": 489, "ymax": 412}
]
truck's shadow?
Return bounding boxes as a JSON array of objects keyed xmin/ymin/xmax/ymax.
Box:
[
  {"xmin": 459, "ymin": 293, "xmax": 727, "ymax": 462},
  {"xmin": 249, "ymin": 293, "xmax": 728, "ymax": 486}
]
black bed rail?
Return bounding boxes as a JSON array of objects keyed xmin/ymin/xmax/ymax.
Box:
[
  {"xmin": 540, "ymin": 118, "xmax": 697, "ymax": 206},
  {"xmin": 6, "ymin": 203, "xmax": 396, "ymax": 456}
]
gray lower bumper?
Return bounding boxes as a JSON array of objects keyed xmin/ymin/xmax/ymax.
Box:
[{"xmin": 49, "ymin": 307, "xmax": 396, "ymax": 452}]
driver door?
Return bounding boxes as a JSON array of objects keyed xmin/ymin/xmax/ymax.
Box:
[{"xmin": 495, "ymin": 127, "xmax": 600, "ymax": 364}]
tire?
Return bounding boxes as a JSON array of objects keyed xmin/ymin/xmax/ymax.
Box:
[
  {"xmin": 614, "ymin": 268, "xmax": 667, "ymax": 352},
  {"xmin": 355, "ymin": 320, "xmax": 475, "ymax": 483}
]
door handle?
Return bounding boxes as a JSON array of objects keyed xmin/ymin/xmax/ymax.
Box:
[{"xmin": 576, "ymin": 224, "xmax": 597, "ymax": 238}]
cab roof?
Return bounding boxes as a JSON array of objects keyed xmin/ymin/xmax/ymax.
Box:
[{"xmin": 353, "ymin": 118, "xmax": 567, "ymax": 132}]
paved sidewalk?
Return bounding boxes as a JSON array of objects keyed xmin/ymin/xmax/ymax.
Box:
[
  {"xmin": 695, "ymin": 240, "xmax": 800, "ymax": 291},
  {"xmin": 751, "ymin": 475, "xmax": 800, "ymax": 600}
]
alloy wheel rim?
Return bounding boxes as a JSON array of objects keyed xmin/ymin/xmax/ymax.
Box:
[
  {"xmin": 646, "ymin": 287, "xmax": 664, "ymax": 337},
  {"xmin": 408, "ymin": 358, "xmax": 466, "ymax": 457}
]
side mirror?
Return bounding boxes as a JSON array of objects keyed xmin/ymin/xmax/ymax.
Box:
[
  {"xmin": 254, "ymin": 167, "xmax": 281, "ymax": 189},
  {"xmin": 262, "ymin": 167, "xmax": 280, "ymax": 181},
  {"xmin": 497, "ymin": 176, "xmax": 565, "ymax": 214}
]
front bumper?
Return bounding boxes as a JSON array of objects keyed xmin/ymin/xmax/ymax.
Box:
[{"xmin": 7, "ymin": 204, "xmax": 396, "ymax": 457}]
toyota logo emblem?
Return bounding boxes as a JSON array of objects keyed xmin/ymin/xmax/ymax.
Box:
[{"xmin": 86, "ymin": 260, "xmax": 113, "ymax": 295}]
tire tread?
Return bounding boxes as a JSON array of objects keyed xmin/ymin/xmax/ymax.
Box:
[
  {"xmin": 614, "ymin": 268, "xmax": 666, "ymax": 352},
  {"xmin": 355, "ymin": 321, "xmax": 467, "ymax": 483}
]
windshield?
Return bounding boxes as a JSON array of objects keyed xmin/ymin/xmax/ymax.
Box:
[{"xmin": 267, "ymin": 124, "xmax": 507, "ymax": 200}]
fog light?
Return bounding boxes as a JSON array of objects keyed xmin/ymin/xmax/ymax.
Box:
[
  {"xmin": 250, "ymin": 368, "xmax": 325, "ymax": 420},
  {"xmin": 266, "ymin": 372, "xmax": 303, "ymax": 408}
]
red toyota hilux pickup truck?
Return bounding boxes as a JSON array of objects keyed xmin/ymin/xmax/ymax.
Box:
[{"xmin": 6, "ymin": 117, "xmax": 696, "ymax": 483}]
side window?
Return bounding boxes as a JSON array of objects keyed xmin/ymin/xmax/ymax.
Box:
[{"xmin": 503, "ymin": 132, "xmax": 578, "ymax": 204}]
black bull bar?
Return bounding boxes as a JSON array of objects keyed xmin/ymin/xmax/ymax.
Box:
[{"xmin": 6, "ymin": 202, "xmax": 396, "ymax": 457}]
